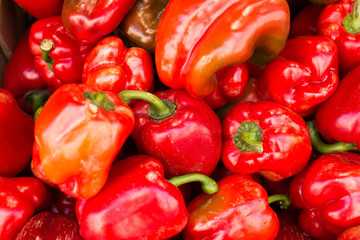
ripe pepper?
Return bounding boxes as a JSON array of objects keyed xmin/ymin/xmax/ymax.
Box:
[
  {"xmin": 0, "ymin": 176, "xmax": 50, "ymax": 240},
  {"xmin": 315, "ymin": 64, "xmax": 360, "ymax": 151},
  {"xmin": 155, "ymin": 0, "xmax": 290, "ymax": 98},
  {"xmin": 338, "ymin": 225, "xmax": 360, "ymax": 240},
  {"xmin": 0, "ymin": 89, "xmax": 34, "ymax": 177},
  {"xmin": 258, "ymin": 35, "xmax": 339, "ymax": 116},
  {"xmin": 32, "ymin": 83, "xmax": 135, "ymax": 200},
  {"xmin": 11, "ymin": 0, "xmax": 63, "ymax": 19},
  {"xmin": 62, "ymin": 0, "xmax": 135, "ymax": 44},
  {"xmin": 318, "ymin": 0, "xmax": 360, "ymax": 76},
  {"xmin": 183, "ymin": 174, "xmax": 289, "ymax": 240},
  {"xmin": 15, "ymin": 211, "xmax": 83, "ymax": 240},
  {"xmin": 222, "ymin": 100, "xmax": 312, "ymax": 181},
  {"xmin": 29, "ymin": 16, "xmax": 94, "ymax": 89},
  {"xmin": 82, "ymin": 36, "xmax": 154, "ymax": 101},
  {"xmin": 289, "ymin": 152, "xmax": 360, "ymax": 240},
  {"xmin": 275, "ymin": 210, "xmax": 314, "ymax": 240},
  {"xmin": 119, "ymin": 89, "xmax": 222, "ymax": 178},
  {"xmin": 76, "ymin": 154, "xmax": 218, "ymax": 240}
]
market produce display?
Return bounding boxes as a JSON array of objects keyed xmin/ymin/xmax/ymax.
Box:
[{"xmin": 1, "ymin": 0, "xmax": 360, "ymax": 239}]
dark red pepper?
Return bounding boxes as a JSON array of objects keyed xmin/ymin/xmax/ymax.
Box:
[
  {"xmin": 275, "ymin": 210, "xmax": 314, "ymax": 240},
  {"xmin": 289, "ymin": 4, "xmax": 324, "ymax": 38},
  {"xmin": 11, "ymin": 0, "xmax": 63, "ymax": 19}
]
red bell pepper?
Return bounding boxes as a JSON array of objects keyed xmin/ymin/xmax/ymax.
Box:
[
  {"xmin": 82, "ymin": 36, "xmax": 154, "ymax": 101},
  {"xmin": 203, "ymin": 63, "xmax": 248, "ymax": 109},
  {"xmin": 32, "ymin": 83, "xmax": 135, "ymax": 200},
  {"xmin": 29, "ymin": 16, "xmax": 94, "ymax": 89},
  {"xmin": 183, "ymin": 174, "xmax": 289, "ymax": 240},
  {"xmin": 258, "ymin": 35, "xmax": 339, "ymax": 116},
  {"xmin": 11, "ymin": 0, "xmax": 63, "ymax": 19},
  {"xmin": 76, "ymin": 154, "xmax": 218, "ymax": 240},
  {"xmin": 289, "ymin": 152, "xmax": 360, "ymax": 240},
  {"xmin": 0, "ymin": 89, "xmax": 34, "ymax": 177},
  {"xmin": 119, "ymin": 89, "xmax": 222, "ymax": 178},
  {"xmin": 222, "ymin": 100, "xmax": 312, "ymax": 181},
  {"xmin": 0, "ymin": 176, "xmax": 50, "ymax": 240},
  {"xmin": 61, "ymin": 0, "xmax": 135, "ymax": 44},
  {"xmin": 318, "ymin": 0, "xmax": 360, "ymax": 76},
  {"xmin": 338, "ymin": 225, "xmax": 360, "ymax": 240},
  {"xmin": 314, "ymin": 64, "xmax": 360, "ymax": 151},
  {"xmin": 275, "ymin": 210, "xmax": 314, "ymax": 240},
  {"xmin": 155, "ymin": 0, "xmax": 290, "ymax": 98},
  {"xmin": 15, "ymin": 211, "xmax": 83, "ymax": 240}
]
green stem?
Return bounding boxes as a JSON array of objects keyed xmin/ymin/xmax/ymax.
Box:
[
  {"xmin": 343, "ymin": 0, "xmax": 360, "ymax": 34},
  {"xmin": 119, "ymin": 90, "xmax": 176, "ymax": 121},
  {"xmin": 23, "ymin": 89, "xmax": 50, "ymax": 114},
  {"xmin": 234, "ymin": 121, "xmax": 263, "ymax": 154},
  {"xmin": 34, "ymin": 106, "xmax": 43, "ymax": 122},
  {"xmin": 168, "ymin": 173, "xmax": 218, "ymax": 194},
  {"xmin": 307, "ymin": 120, "xmax": 358, "ymax": 153},
  {"xmin": 83, "ymin": 91, "xmax": 115, "ymax": 112},
  {"xmin": 40, "ymin": 39, "xmax": 55, "ymax": 71},
  {"xmin": 268, "ymin": 194, "xmax": 291, "ymax": 209}
]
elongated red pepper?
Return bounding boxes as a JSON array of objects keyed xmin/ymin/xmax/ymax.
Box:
[
  {"xmin": 155, "ymin": 0, "xmax": 290, "ymax": 98},
  {"xmin": 29, "ymin": 16, "xmax": 94, "ymax": 89},
  {"xmin": 82, "ymin": 36, "xmax": 154, "ymax": 100},
  {"xmin": 62, "ymin": 0, "xmax": 135, "ymax": 44},
  {"xmin": 76, "ymin": 154, "xmax": 218, "ymax": 240},
  {"xmin": 258, "ymin": 35, "xmax": 339, "ymax": 116},
  {"xmin": 0, "ymin": 89, "xmax": 34, "ymax": 177},
  {"xmin": 119, "ymin": 89, "xmax": 222, "ymax": 178},
  {"xmin": 289, "ymin": 152, "xmax": 360, "ymax": 240},
  {"xmin": 32, "ymin": 83, "xmax": 135, "ymax": 200},
  {"xmin": 11, "ymin": 0, "xmax": 63, "ymax": 19},
  {"xmin": 222, "ymin": 100, "xmax": 312, "ymax": 181},
  {"xmin": 0, "ymin": 176, "xmax": 50, "ymax": 240}
]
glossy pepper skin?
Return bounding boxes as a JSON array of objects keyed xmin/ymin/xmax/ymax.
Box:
[
  {"xmin": 32, "ymin": 83, "xmax": 135, "ymax": 200},
  {"xmin": 11, "ymin": 0, "xmax": 63, "ymax": 19},
  {"xmin": 183, "ymin": 174, "xmax": 279, "ymax": 240},
  {"xmin": 82, "ymin": 36, "xmax": 154, "ymax": 99},
  {"xmin": 258, "ymin": 35, "xmax": 339, "ymax": 116},
  {"xmin": 117, "ymin": 0, "xmax": 169, "ymax": 53},
  {"xmin": 289, "ymin": 152, "xmax": 360, "ymax": 240},
  {"xmin": 0, "ymin": 89, "xmax": 34, "ymax": 177},
  {"xmin": 29, "ymin": 16, "xmax": 94, "ymax": 89},
  {"xmin": 155, "ymin": 0, "xmax": 290, "ymax": 98},
  {"xmin": 315, "ymin": 65, "xmax": 360, "ymax": 150},
  {"xmin": 15, "ymin": 211, "xmax": 83, "ymax": 240},
  {"xmin": 123, "ymin": 89, "xmax": 222, "ymax": 178},
  {"xmin": 222, "ymin": 100, "xmax": 312, "ymax": 181},
  {"xmin": 76, "ymin": 155, "xmax": 188, "ymax": 240},
  {"xmin": 0, "ymin": 176, "xmax": 50, "ymax": 240},
  {"xmin": 318, "ymin": 0, "xmax": 360, "ymax": 76},
  {"xmin": 62, "ymin": 0, "xmax": 135, "ymax": 44}
]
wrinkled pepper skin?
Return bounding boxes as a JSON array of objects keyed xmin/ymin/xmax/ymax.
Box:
[
  {"xmin": 117, "ymin": 0, "xmax": 169, "ymax": 53},
  {"xmin": 82, "ymin": 36, "xmax": 154, "ymax": 99},
  {"xmin": 11, "ymin": 0, "xmax": 63, "ymax": 19},
  {"xmin": 204, "ymin": 64, "xmax": 248, "ymax": 109},
  {"xmin": 29, "ymin": 16, "xmax": 94, "ymax": 89},
  {"xmin": 15, "ymin": 211, "xmax": 83, "ymax": 240},
  {"xmin": 76, "ymin": 155, "xmax": 188, "ymax": 240},
  {"xmin": 32, "ymin": 83, "xmax": 135, "ymax": 200},
  {"xmin": 0, "ymin": 89, "xmax": 34, "ymax": 177},
  {"xmin": 130, "ymin": 89, "xmax": 222, "ymax": 178},
  {"xmin": 222, "ymin": 100, "xmax": 312, "ymax": 181},
  {"xmin": 62, "ymin": 0, "xmax": 135, "ymax": 44},
  {"xmin": 289, "ymin": 152, "xmax": 360, "ymax": 240},
  {"xmin": 0, "ymin": 176, "xmax": 50, "ymax": 240},
  {"xmin": 338, "ymin": 225, "xmax": 360, "ymax": 240},
  {"xmin": 183, "ymin": 174, "xmax": 279, "ymax": 240},
  {"xmin": 155, "ymin": 0, "xmax": 290, "ymax": 98},
  {"xmin": 258, "ymin": 35, "xmax": 339, "ymax": 116},
  {"xmin": 315, "ymin": 65, "xmax": 360, "ymax": 149}
]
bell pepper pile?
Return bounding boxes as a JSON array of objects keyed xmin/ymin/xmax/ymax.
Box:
[{"xmin": 2, "ymin": 0, "xmax": 360, "ymax": 239}]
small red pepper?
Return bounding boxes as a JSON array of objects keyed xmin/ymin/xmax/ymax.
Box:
[
  {"xmin": 29, "ymin": 16, "xmax": 94, "ymax": 89},
  {"xmin": 0, "ymin": 89, "xmax": 34, "ymax": 177},
  {"xmin": 338, "ymin": 225, "xmax": 360, "ymax": 240},
  {"xmin": 11, "ymin": 0, "xmax": 63, "ymax": 19},
  {"xmin": 32, "ymin": 83, "xmax": 135, "ymax": 200},
  {"xmin": 62, "ymin": 0, "xmax": 135, "ymax": 44},
  {"xmin": 289, "ymin": 152, "xmax": 360, "ymax": 240},
  {"xmin": 258, "ymin": 35, "xmax": 339, "ymax": 116},
  {"xmin": 15, "ymin": 211, "xmax": 83, "ymax": 240},
  {"xmin": 119, "ymin": 89, "xmax": 222, "ymax": 178},
  {"xmin": 0, "ymin": 176, "xmax": 50, "ymax": 240},
  {"xmin": 155, "ymin": 0, "xmax": 290, "ymax": 98},
  {"xmin": 222, "ymin": 100, "xmax": 312, "ymax": 181},
  {"xmin": 76, "ymin": 154, "xmax": 218, "ymax": 240},
  {"xmin": 82, "ymin": 36, "xmax": 154, "ymax": 100}
]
